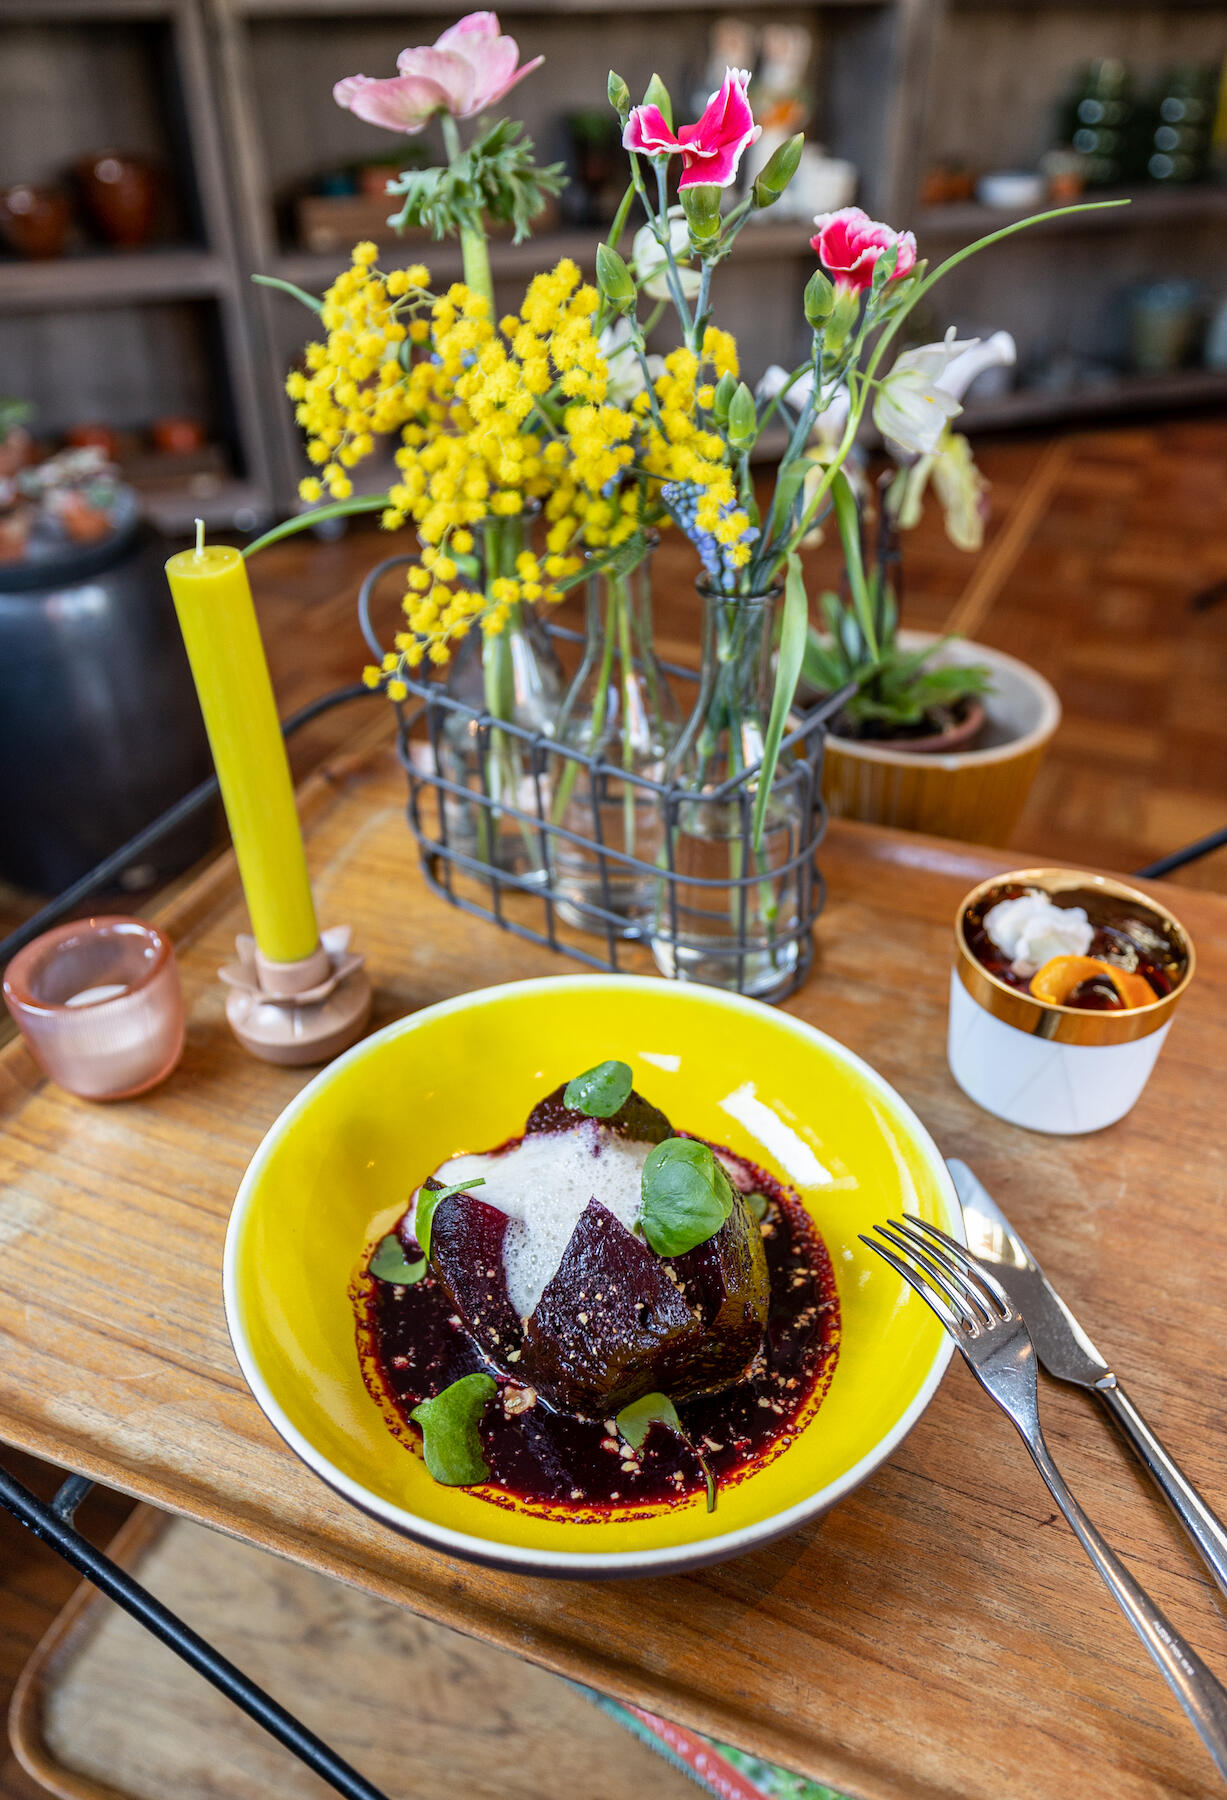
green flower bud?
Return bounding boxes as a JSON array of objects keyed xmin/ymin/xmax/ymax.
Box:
[
  {"xmin": 823, "ymin": 285, "xmax": 860, "ymax": 354},
  {"xmin": 681, "ymin": 183, "xmax": 722, "ymax": 243},
  {"xmin": 726, "ymin": 381, "xmax": 758, "ymax": 450},
  {"xmin": 712, "ymin": 371, "xmax": 738, "ymax": 424},
  {"xmin": 803, "ymin": 268, "xmax": 836, "ymax": 327},
  {"xmin": 607, "ymin": 70, "xmax": 631, "ymax": 119},
  {"xmin": 642, "ymin": 72, "xmax": 674, "ymax": 132},
  {"xmin": 751, "ymin": 134, "xmax": 804, "ymax": 209},
  {"xmin": 595, "ymin": 242, "xmax": 636, "ymax": 310}
]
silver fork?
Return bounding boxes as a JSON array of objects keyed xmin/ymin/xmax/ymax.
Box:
[{"xmin": 863, "ymin": 1214, "xmax": 1227, "ymax": 1783}]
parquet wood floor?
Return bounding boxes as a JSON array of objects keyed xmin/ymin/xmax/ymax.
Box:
[{"xmin": 2, "ymin": 415, "xmax": 1224, "ymax": 1796}]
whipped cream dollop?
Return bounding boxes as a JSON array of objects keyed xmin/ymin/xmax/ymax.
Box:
[{"xmin": 982, "ymin": 889, "xmax": 1094, "ymax": 979}]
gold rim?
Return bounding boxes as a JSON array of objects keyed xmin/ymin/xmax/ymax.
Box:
[{"xmin": 954, "ymin": 867, "xmax": 1195, "ymax": 1046}]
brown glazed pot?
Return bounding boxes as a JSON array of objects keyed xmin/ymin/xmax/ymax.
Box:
[
  {"xmin": 816, "ymin": 631, "xmax": 1060, "ymax": 846},
  {"xmin": 74, "ymin": 153, "xmax": 158, "ymax": 248},
  {"xmin": 0, "ymin": 184, "xmax": 71, "ymax": 259}
]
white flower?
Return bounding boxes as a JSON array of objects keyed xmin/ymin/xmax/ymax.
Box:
[
  {"xmin": 756, "ymin": 364, "xmax": 850, "ymax": 449},
  {"xmin": 876, "ymin": 327, "xmax": 1017, "ymax": 458},
  {"xmin": 632, "ymin": 207, "xmax": 701, "ymax": 301},
  {"xmin": 599, "ymin": 319, "xmax": 664, "ymax": 407},
  {"xmin": 874, "ymin": 360, "xmax": 964, "ymax": 458},
  {"xmin": 935, "ymin": 330, "xmax": 1016, "ymax": 403}
]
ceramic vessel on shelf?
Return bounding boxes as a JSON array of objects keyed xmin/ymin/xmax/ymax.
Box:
[
  {"xmin": 74, "ymin": 153, "xmax": 158, "ymax": 248},
  {"xmin": 650, "ymin": 582, "xmax": 809, "ymax": 1001},
  {"xmin": 949, "ymin": 868, "xmax": 1194, "ymax": 1134},
  {"xmin": 0, "ymin": 184, "xmax": 70, "ymax": 259},
  {"xmin": 552, "ymin": 539, "xmax": 681, "ymax": 936}
]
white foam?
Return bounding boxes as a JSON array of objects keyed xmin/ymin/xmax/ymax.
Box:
[{"xmin": 419, "ymin": 1121, "xmax": 652, "ymax": 1319}]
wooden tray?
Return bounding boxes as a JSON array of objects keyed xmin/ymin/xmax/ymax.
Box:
[
  {"xmin": 8, "ymin": 1506, "xmax": 707, "ymax": 1800},
  {"xmin": 3, "ymin": 716, "xmax": 1227, "ymax": 1800}
]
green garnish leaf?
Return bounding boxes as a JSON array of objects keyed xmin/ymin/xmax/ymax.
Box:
[
  {"xmin": 745, "ymin": 1191, "xmax": 769, "ymax": 1222},
  {"xmin": 640, "ymin": 1138, "xmax": 736, "ymax": 1257},
  {"xmin": 410, "ymin": 1373, "xmax": 497, "ymax": 1486},
  {"xmin": 563, "ymin": 1060, "xmax": 634, "ymax": 1120},
  {"xmin": 369, "ymin": 1234, "xmax": 426, "ymax": 1285},
  {"xmin": 415, "ymin": 1176, "xmax": 486, "ymax": 1261},
  {"xmin": 616, "ymin": 1392, "xmax": 717, "ymax": 1513}
]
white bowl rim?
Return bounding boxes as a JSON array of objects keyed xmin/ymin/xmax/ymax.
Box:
[{"xmin": 224, "ymin": 972, "xmax": 961, "ymax": 1578}]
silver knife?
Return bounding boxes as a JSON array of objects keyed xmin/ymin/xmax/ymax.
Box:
[{"xmin": 950, "ymin": 1157, "xmax": 1227, "ymax": 1602}]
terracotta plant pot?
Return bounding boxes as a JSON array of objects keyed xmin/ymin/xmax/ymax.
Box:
[
  {"xmin": 74, "ymin": 153, "xmax": 158, "ymax": 249},
  {"xmin": 0, "ymin": 184, "xmax": 70, "ymax": 259},
  {"xmin": 816, "ymin": 631, "xmax": 1060, "ymax": 846}
]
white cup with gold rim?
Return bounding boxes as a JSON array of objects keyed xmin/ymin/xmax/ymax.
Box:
[{"xmin": 948, "ymin": 868, "xmax": 1195, "ymax": 1135}]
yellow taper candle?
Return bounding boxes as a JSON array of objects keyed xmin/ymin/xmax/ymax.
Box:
[{"xmin": 166, "ymin": 531, "xmax": 319, "ymax": 965}]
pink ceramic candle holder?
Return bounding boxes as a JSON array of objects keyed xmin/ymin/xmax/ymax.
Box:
[{"xmin": 3, "ymin": 916, "xmax": 185, "ymax": 1100}]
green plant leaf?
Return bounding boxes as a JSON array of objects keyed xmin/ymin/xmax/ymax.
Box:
[
  {"xmin": 369, "ymin": 1234, "xmax": 427, "ymax": 1285},
  {"xmin": 745, "ymin": 1191, "xmax": 769, "ymax": 1222},
  {"xmin": 410, "ymin": 1373, "xmax": 496, "ymax": 1486},
  {"xmin": 242, "ymin": 496, "xmax": 389, "ymax": 559},
  {"xmin": 766, "ymin": 454, "xmax": 812, "ymax": 545},
  {"xmin": 640, "ymin": 1138, "xmax": 735, "ymax": 1257},
  {"xmin": 830, "ymin": 470, "xmax": 876, "ymax": 660},
  {"xmin": 563, "ymin": 1060, "xmax": 634, "ymax": 1119},
  {"xmin": 415, "ymin": 1176, "xmax": 487, "ymax": 1261},
  {"xmin": 752, "ymin": 549, "xmax": 808, "ymax": 853},
  {"xmin": 616, "ymin": 1392, "xmax": 717, "ymax": 1512},
  {"xmin": 251, "ymin": 272, "xmax": 323, "ymax": 314}
]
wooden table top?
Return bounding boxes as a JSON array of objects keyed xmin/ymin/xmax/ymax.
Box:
[{"xmin": 3, "ymin": 715, "xmax": 1226, "ymax": 1800}]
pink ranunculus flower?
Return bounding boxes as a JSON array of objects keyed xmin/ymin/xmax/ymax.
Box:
[
  {"xmin": 333, "ymin": 12, "xmax": 543, "ymax": 135},
  {"xmin": 623, "ymin": 68, "xmax": 761, "ymax": 190},
  {"xmin": 809, "ymin": 206, "xmax": 917, "ymax": 293}
]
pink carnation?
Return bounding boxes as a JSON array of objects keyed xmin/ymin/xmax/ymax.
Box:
[
  {"xmin": 810, "ymin": 206, "xmax": 916, "ymax": 293},
  {"xmin": 623, "ymin": 68, "xmax": 761, "ymax": 190}
]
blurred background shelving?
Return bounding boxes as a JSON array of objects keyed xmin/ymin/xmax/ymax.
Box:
[{"xmin": 1, "ymin": 0, "xmax": 1225, "ymax": 519}]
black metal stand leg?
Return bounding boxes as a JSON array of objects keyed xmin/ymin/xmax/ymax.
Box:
[{"xmin": 0, "ymin": 1458, "xmax": 390, "ymax": 1800}]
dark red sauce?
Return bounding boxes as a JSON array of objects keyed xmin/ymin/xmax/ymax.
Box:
[
  {"xmin": 963, "ymin": 881, "xmax": 1175, "ymax": 1008},
  {"xmin": 354, "ymin": 1144, "xmax": 839, "ymax": 1520}
]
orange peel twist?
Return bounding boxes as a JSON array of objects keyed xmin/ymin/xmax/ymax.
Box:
[{"xmin": 1029, "ymin": 955, "xmax": 1155, "ymax": 1010}]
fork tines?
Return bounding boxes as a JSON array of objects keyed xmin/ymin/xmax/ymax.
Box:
[{"xmin": 860, "ymin": 1215, "xmax": 1014, "ymax": 1337}]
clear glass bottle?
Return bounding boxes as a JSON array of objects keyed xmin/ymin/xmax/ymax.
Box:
[
  {"xmin": 552, "ymin": 540, "xmax": 681, "ymax": 935},
  {"xmin": 436, "ymin": 511, "xmax": 563, "ymax": 887},
  {"xmin": 650, "ymin": 582, "xmax": 811, "ymax": 998}
]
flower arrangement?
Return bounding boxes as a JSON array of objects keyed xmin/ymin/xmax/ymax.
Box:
[{"xmin": 249, "ymin": 13, "xmax": 1120, "ymax": 987}]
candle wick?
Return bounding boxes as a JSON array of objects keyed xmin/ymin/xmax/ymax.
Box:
[{"xmin": 194, "ymin": 517, "xmax": 205, "ymax": 558}]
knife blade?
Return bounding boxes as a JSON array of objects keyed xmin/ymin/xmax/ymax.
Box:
[{"xmin": 949, "ymin": 1156, "xmax": 1227, "ymax": 1601}]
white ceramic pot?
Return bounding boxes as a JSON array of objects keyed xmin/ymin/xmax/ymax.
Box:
[{"xmin": 948, "ymin": 868, "xmax": 1195, "ymax": 1135}]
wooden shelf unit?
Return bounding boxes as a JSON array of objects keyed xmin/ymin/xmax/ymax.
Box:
[
  {"xmin": 0, "ymin": 0, "xmax": 275, "ymax": 528},
  {"xmin": 3, "ymin": 0, "xmax": 1226, "ymax": 529}
]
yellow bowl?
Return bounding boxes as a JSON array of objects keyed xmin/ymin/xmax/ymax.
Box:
[{"xmin": 225, "ymin": 975, "xmax": 960, "ymax": 1577}]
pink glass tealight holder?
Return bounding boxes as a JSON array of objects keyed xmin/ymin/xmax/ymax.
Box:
[{"xmin": 3, "ymin": 916, "xmax": 185, "ymax": 1100}]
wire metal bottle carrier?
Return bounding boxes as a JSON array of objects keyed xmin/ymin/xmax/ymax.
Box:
[{"xmin": 360, "ymin": 554, "xmax": 849, "ymax": 1001}]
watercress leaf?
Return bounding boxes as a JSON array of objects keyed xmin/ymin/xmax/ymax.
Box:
[
  {"xmin": 410, "ymin": 1372, "xmax": 496, "ymax": 1486},
  {"xmin": 416, "ymin": 1176, "xmax": 486, "ymax": 1261},
  {"xmin": 640, "ymin": 1137, "xmax": 735, "ymax": 1256},
  {"xmin": 616, "ymin": 1389, "xmax": 682, "ymax": 1449},
  {"xmin": 369, "ymin": 1234, "xmax": 427, "ymax": 1285},
  {"xmin": 616, "ymin": 1391, "xmax": 718, "ymax": 1512},
  {"xmin": 744, "ymin": 1191, "xmax": 769, "ymax": 1222},
  {"xmin": 563, "ymin": 1059, "xmax": 634, "ymax": 1119}
]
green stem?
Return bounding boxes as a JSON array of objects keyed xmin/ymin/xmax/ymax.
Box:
[
  {"xmin": 615, "ymin": 576, "xmax": 637, "ymax": 855},
  {"xmin": 439, "ymin": 112, "xmax": 495, "ymax": 312}
]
